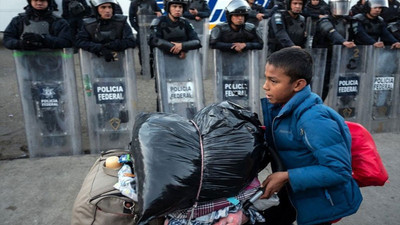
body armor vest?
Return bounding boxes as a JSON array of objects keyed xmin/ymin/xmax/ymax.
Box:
[
  {"xmin": 22, "ymin": 20, "xmax": 50, "ymax": 38},
  {"xmin": 160, "ymin": 20, "xmax": 188, "ymax": 42},
  {"xmin": 218, "ymin": 23, "xmax": 258, "ymax": 43},
  {"xmin": 284, "ymin": 13, "xmax": 306, "ymax": 46},
  {"xmin": 84, "ymin": 16, "xmax": 125, "ymax": 43},
  {"xmin": 354, "ymin": 14, "xmax": 384, "ymax": 41}
]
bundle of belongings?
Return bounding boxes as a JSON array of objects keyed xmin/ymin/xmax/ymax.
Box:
[
  {"xmin": 131, "ymin": 101, "xmax": 278, "ymax": 225},
  {"xmin": 71, "ymin": 101, "xmax": 279, "ymax": 225}
]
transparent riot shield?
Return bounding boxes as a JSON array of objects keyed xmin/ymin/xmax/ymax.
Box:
[
  {"xmin": 309, "ymin": 48, "xmax": 328, "ymax": 97},
  {"xmin": 13, "ymin": 49, "xmax": 81, "ymax": 157},
  {"xmin": 154, "ymin": 48, "xmax": 204, "ymax": 119},
  {"xmin": 79, "ymin": 49, "xmax": 138, "ymax": 153},
  {"xmin": 213, "ymin": 50, "xmax": 260, "ymax": 114},
  {"xmin": 258, "ymin": 19, "xmax": 269, "ymax": 78},
  {"xmin": 325, "ymin": 45, "xmax": 372, "ymax": 126},
  {"xmin": 366, "ymin": 47, "xmax": 400, "ymax": 133},
  {"xmin": 190, "ymin": 18, "xmax": 210, "ymax": 78},
  {"xmin": 138, "ymin": 14, "xmax": 156, "ymax": 80}
]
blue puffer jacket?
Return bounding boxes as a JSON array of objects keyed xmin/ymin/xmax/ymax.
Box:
[{"xmin": 261, "ymin": 85, "xmax": 362, "ymax": 225}]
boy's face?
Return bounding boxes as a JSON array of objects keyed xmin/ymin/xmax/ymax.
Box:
[{"xmin": 263, "ymin": 63, "xmax": 305, "ymax": 104}]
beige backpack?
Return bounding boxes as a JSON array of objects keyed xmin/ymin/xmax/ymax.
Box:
[{"xmin": 71, "ymin": 149, "xmax": 139, "ymax": 225}]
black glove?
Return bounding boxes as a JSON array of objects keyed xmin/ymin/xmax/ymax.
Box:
[
  {"xmin": 101, "ymin": 47, "xmax": 115, "ymax": 62},
  {"xmin": 104, "ymin": 39, "xmax": 123, "ymax": 51},
  {"xmin": 22, "ymin": 32, "xmax": 45, "ymax": 43},
  {"xmin": 19, "ymin": 39, "xmax": 39, "ymax": 50}
]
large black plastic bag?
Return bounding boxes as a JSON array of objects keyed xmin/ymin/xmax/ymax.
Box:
[{"xmin": 131, "ymin": 101, "xmax": 266, "ymax": 225}]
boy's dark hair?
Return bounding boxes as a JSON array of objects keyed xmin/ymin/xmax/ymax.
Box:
[{"xmin": 266, "ymin": 48, "xmax": 313, "ymax": 84}]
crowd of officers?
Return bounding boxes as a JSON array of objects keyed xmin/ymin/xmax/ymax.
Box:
[{"xmin": 3, "ymin": 0, "xmax": 400, "ymax": 92}]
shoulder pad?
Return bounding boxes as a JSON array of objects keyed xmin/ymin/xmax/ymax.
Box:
[
  {"xmin": 18, "ymin": 13, "xmax": 27, "ymax": 17},
  {"xmin": 150, "ymin": 17, "xmax": 161, "ymax": 27},
  {"xmin": 244, "ymin": 22, "xmax": 256, "ymax": 32},
  {"xmin": 298, "ymin": 15, "xmax": 305, "ymax": 23},
  {"xmin": 377, "ymin": 16, "xmax": 384, "ymax": 22},
  {"xmin": 353, "ymin": 13, "xmax": 365, "ymax": 21},
  {"xmin": 113, "ymin": 14, "xmax": 127, "ymax": 22},
  {"xmin": 82, "ymin": 17, "xmax": 97, "ymax": 25},
  {"xmin": 218, "ymin": 23, "xmax": 231, "ymax": 32}
]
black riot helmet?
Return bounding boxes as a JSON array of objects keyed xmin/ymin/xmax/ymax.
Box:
[
  {"xmin": 26, "ymin": 0, "xmax": 57, "ymax": 11},
  {"xmin": 163, "ymin": 0, "xmax": 189, "ymax": 13},
  {"xmin": 225, "ymin": 0, "xmax": 251, "ymax": 23},
  {"xmin": 90, "ymin": 0, "xmax": 118, "ymax": 17},
  {"xmin": 363, "ymin": 0, "xmax": 389, "ymax": 13}
]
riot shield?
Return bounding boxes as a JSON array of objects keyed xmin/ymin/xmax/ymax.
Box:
[
  {"xmin": 154, "ymin": 48, "xmax": 205, "ymax": 119},
  {"xmin": 13, "ymin": 49, "xmax": 81, "ymax": 157},
  {"xmin": 190, "ymin": 18, "xmax": 210, "ymax": 79},
  {"xmin": 79, "ymin": 49, "xmax": 138, "ymax": 153},
  {"xmin": 309, "ymin": 48, "xmax": 328, "ymax": 97},
  {"xmin": 138, "ymin": 14, "xmax": 156, "ymax": 80},
  {"xmin": 213, "ymin": 50, "xmax": 260, "ymax": 114},
  {"xmin": 258, "ymin": 19, "xmax": 269, "ymax": 78},
  {"xmin": 325, "ymin": 45, "xmax": 372, "ymax": 126},
  {"xmin": 366, "ymin": 47, "xmax": 400, "ymax": 133}
]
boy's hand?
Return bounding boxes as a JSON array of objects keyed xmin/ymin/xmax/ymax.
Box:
[{"xmin": 261, "ymin": 171, "xmax": 289, "ymax": 199}]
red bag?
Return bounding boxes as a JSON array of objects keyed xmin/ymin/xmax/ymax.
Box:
[{"xmin": 345, "ymin": 121, "xmax": 389, "ymax": 187}]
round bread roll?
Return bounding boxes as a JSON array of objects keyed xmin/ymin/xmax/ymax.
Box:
[{"xmin": 105, "ymin": 156, "xmax": 122, "ymax": 169}]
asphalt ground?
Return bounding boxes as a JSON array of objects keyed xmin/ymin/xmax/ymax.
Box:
[{"xmin": 0, "ymin": 45, "xmax": 399, "ymax": 225}]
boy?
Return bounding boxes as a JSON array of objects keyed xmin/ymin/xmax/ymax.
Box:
[{"xmin": 259, "ymin": 48, "xmax": 362, "ymax": 225}]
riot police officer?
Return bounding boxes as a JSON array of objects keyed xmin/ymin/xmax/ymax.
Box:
[
  {"xmin": 148, "ymin": 0, "xmax": 202, "ymax": 59},
  {"xmin": 267, "ymin": 0, "xmax": 307, "ymax": 53},
  {"xmin": 313, "ymin": 0, "xmax": 355, "ymax": 48},
  {"xmin": 209, "ymin": 0, "xmax": 263, "ymax": 52},
  {"xmin": 75, "ymin": 0, "xmax": 136, "ymax": 62},
  {"xmin": 3, "ymin": 0, "xmax": 73, "ymax": 50},
  {"xmin": 183, "ymin": 0, "xmax": 211, "ymax": 21},
  {"xmin": 351, "ymin": 0, "xmax": 400, "ymax": 48},
  {"xmin": 313, "ymin": 0, "xmax": 356, "ymax": 100},
  {"xmin": 349, "ymin": 0, "xmax": 366, "ymax": 16}
]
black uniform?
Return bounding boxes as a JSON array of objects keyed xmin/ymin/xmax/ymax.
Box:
[
  {"xmin": 209, "ymin": 22, "xmax": 264, "ymax": 52},
  {"xmin": 62, "ymin": 0, "xmax": 91, "ymax": 38},
  {"xmin": 148, "ymin": 15, "xmax": 202, "ymax": 54},
  {"xmin": 313, "ymin": 15, "xmax": 349, "ymax": 47},
  {"xmin": 3, "ymin": 4, "xmax": 73, "ymax": 50},
  {"xmin": 183, "ymin": 0, "xmax": 211, "ymax": 20},
  {"xmin": 129, "ymin": 0, "xmax": 161, "ymax": 32},
  {"xmin": 75, "ymin": 14, "xmax": 136, "ymax": 55},
  {"xmin": 351, "ymin": 13, "xmax": 399, "ymax": 45},
  {"xmin": 268, "ymin": 10, "xmax": 307, "ymax": 53},
  {"xmin": 381, "ymin": 0, "xmax": 400, "ymax": 23},
  {"xmin": 247, "ymin": 2, "xmax": 267, "ymax": 27}
]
